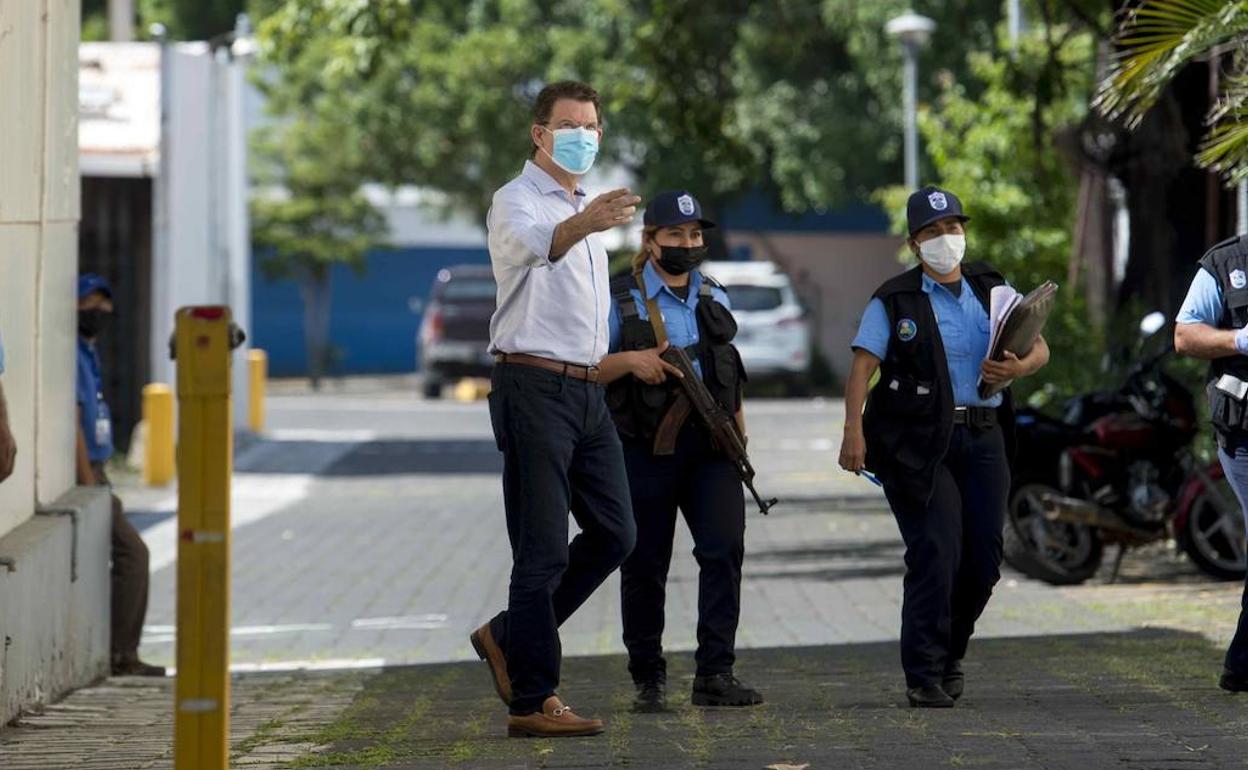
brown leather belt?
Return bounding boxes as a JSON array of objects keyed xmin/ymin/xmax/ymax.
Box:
[{"xmin": 495, "ymin": 353, "xmax": 600, "ymax": 384}]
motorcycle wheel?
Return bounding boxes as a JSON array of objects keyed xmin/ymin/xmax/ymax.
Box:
[
  {"xmin": 1178, "ymin": 478, "xmax": 1247, "ymax": 581},
  {"xmin": 1004, "ymin": 481, "xmax": 1103, "ymax": 585}
]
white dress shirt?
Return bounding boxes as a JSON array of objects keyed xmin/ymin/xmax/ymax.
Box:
[{"xmin": 486, "ymin": 160, "xmax": 610, "ymax": 366}]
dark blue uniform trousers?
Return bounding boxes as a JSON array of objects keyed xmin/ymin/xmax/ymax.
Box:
[
  {"xmin": 883, "ymin": 424, "xmax": 1010, "ymax": 689},
  {"xmin": 619, "ymin": 422, "xmax": 746, "ymax": 682},
  {"xmin": 486, "ymin": 363, "xmax": 636, "ymax": 715},
  {"xmin": 1216, "ymin": 443, "xmax": 1248, "ymax": 675}
]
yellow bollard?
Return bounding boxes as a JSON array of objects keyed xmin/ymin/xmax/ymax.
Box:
[
  {"xmin": 173, "ymin": 306, "xmax": 233, "ymax": 770},
  {"xmin": 142, "ymin": 383, "xmax": 175, "ymax": 486},
  {"xmin": 248, "ymin": 349, "xmax": 267, "ymax": 433}
]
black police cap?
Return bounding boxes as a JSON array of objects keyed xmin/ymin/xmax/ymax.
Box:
[
  {"xmin": 643, "ymin": 190, "xmax": 717, "ymax": 229},
  {"xmin": 906, "ymin": 185, "xmax": 969, "ymax": 237}
]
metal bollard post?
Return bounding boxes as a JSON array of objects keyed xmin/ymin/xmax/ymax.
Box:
[
  {"xmin": 142, "ymin": 383, "xmax": 176, "ymax": 486},
  {"xmin": 173, "ymin": 306, "xmax": 233, "ymax": 770},
  {"xmin": 248, "ymin": 349, "xmax": 266, "ymax": 433}
]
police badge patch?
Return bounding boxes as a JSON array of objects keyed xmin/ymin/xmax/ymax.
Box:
[
  {"xmin": 677, "ymin": 194, "xmax": 696, "ymax": 216},
  {"xmin": 1233, "ymin": 269, "xmax": 1247, "ymax": 290},
  {"xmin": 897, "ymin": 318, "xmax": 918, "ymax": 341},
  {"xmin": 928, "ymin": 191, "xmax": 948, "ymax": 211}
]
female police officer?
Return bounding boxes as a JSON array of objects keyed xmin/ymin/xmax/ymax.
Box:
[
  {"xmin": 597, "ymin": 190, "xmax": 763, "ymax": 713},
  {"xmin": 838, "ymin": 186, "xmax": 1050, "ymax": 708}
]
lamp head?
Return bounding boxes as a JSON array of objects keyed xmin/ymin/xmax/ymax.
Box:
[{"xmin": 885, "ymin": 12, "xmax": 936, "ymax": 48}]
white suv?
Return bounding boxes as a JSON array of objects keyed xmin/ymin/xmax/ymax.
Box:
[{"xmin": 702, "ymin": 261, "xmax": 810, "ymax": 383}]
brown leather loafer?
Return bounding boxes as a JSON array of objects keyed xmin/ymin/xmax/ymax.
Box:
[
  {"xmin": 469, "ymin": 622, "xmax": 511, "ymax": 705},
  {"xmin": 507, "ymin": 695, "xmax": 604, "ymax": 738}
]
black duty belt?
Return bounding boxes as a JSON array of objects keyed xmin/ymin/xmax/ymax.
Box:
[{"xmin": 952, "ymin": 406, "xmax": 998, "ymax": 429}]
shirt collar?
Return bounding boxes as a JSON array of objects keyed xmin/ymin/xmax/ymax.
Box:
[
  {"xmin": 920, "ymin": 271, "xmax": 962, "ymax": 297},
  {"xmin": 640, "ymin": 260, "xmax": 702, "ymax": 303},
  {"xmin": 522, "ymin": 160, "xmax": 585, "ymax": 198}
]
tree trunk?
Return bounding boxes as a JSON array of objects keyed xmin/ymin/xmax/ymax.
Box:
[{"xmin": 299, "ymin": 266, "xmax": 332, "ymax": 390}]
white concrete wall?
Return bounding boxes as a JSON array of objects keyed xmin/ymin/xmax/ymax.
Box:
[{"xmin": 0, "ymin": 0, "xmax": 80, "ymax": 539}]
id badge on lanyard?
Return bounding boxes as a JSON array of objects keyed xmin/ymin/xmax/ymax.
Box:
[{"xmin": 94, "ymin": 395, "xmax": 112, "ymax": 447}]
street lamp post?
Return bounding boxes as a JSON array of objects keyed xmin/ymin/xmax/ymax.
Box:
[{"xmin": 886, "ymin": 12, "xmax": 936, "ymax": 191}]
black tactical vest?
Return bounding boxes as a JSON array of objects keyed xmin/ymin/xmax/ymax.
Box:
[
  {"xmin": 1198, "ymin": 235, "xmax": 1248, "ymax": 441},
  {"xmin": 605, "ymin": 271, "xmax": 745, "ymax": 442},
  {"xmin": 862, "ymin": 262, "xmax": 1016, "ymax": 505}
]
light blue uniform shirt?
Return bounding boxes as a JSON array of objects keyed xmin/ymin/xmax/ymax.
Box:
[
  {"xmin": 608, "ymin": 261, "xmax": 731, "ymax": 379},
  {"xmin": 1176, "ymin": 267, "xmax": 1223, "ymax": 326},
  {"xmin": 486, "ymin": 160, "xmax": 611, "ymax": 366},
  {"xmin": 851, "ymin": 273, "xmax": 1003, "ymax": 408},
  {"xmin": 76, "ymin": 338, "xmax": 113, "ymax": 463}
]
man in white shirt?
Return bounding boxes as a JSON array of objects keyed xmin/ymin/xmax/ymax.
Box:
[{"xmin": 470, "ymin": 80, "xmax": 641, "ymax": 739}]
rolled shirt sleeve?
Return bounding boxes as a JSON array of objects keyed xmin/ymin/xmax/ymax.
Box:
[
  {"xmin": 487, "ymin": 187, "xmax": 559, "ymax": 268},
  {"xmin": 1176, "ymin": 267, "xmax": 1223, "ymax": 326},
  {"xmin": 850, "ymin": 298, "xmax": 889, "ymax": 360}
]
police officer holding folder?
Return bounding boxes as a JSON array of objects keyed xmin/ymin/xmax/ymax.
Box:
[
  {"xmin": 1174, "ymin": 232, "xmax": 1248, "ymax": 692},
  {"xmin": 838, "ymin": 186, "xmax": 1050, "ymax": 707}
]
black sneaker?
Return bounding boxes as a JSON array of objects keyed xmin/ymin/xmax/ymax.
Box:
[
  {"xmin": 942, "ymin": 660, "xmax": 964, "ymax": 701},
  {"xmin": 633, "ymin": 678, "xmax": 667, "ymax": 713},
  {"xmin": 907, "ymin": 684, "xmax": 955, "ymax": 708},
  {"xmin": 1220, "ymin": 669, "xmax": 1248, "ymax": 693},
  {"xmin": 691, "ymin": 673, "xmax": 764, "ymax": 707}
]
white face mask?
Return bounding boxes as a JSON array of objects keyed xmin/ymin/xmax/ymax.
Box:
[{"xmin": 918, "ymin": 233, "xmax": 966, "ymax": 275}]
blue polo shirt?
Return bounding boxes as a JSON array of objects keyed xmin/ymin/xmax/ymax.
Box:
[
  {"xmin": 1176, "ymin": 268, "xmax": 1223, "ymax": 326},
  {"xmin": 608, "ymin": 261, "xmax": 732, "ymax": 379},
  {"xmin": 851, "ymin": 272, "xmax": 1003, "ymax": 408},
  {"xmin": 76, "ymin": 338, "xmax": 113, "ymax": 463}
]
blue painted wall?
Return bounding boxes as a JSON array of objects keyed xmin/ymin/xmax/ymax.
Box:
[{"xmin": 252, "ymin": 246, "xmax": 490, "ymax": 377}]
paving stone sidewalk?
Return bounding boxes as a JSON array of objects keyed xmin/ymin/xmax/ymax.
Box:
[{"xmin": 12, "ymin": 627, "xmax": 1248, "ymax": 769}]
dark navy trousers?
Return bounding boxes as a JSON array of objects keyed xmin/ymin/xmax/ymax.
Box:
[
  {"xmin": 619, "ymin": 422, "xmax": 746, "ymax": 682},
  {"xmin": 883, "ymin": 424, "xmax": 1011, "ymax": 689},
  {"xmin": 1217, "ymin": 443, "xmax": 1248, "ymax": 675},
  {"xmin": 486, "ymin": 363, "xmax": 636, "ymax": 715}
]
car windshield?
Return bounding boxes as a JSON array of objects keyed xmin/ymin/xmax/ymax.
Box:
[
  {"xmin": 724, "ymin": 284, "xmax": 782, "ymax": 311},
  {"xmin": 440, "ymin": 278, "xmax": 497, "ymax": 301}
]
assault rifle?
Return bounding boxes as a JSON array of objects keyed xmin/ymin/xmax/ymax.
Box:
[{"xmin": 660, "ymin": 346, "xmax": 778, "ymax": 515}]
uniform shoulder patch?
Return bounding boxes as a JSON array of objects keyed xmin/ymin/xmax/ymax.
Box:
[
  {"xmin": 897, "ymin": 318, "xmax": 918, "ymax": 342},
  {"xmin": 1232, "ymin": 269, "xmax": 1246, "ymax": 290}
]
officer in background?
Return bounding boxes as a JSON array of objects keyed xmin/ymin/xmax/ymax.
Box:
[
  {"xmin": 838, "ymin": 187, "xmax": 1049, "ymax": 707},
  {"xmin": 77, "ymin": 274, "xmax": 164, "ymax": 677},
  {"xmin": 0, "ymin": 326, "xmax": 15, "ymax": 483},
  {"xmin": 598, "ymin": 190, "xmax": 763, "ymax": 712},
  {"xmin": 1174, "ymin": 233, "xmax": 1248, "ymax": 692}
]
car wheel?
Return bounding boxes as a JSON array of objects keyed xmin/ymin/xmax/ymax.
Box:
[{"xmin": 422, "ymin": 380, "xmax": 443, "ymax": 399}]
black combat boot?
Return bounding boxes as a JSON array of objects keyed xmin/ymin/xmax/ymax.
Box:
[
  {"xmin": 942, "ymin": 660, "xmax": 964, "ymax": 701},
  {"xmin": 691, "ymin": 673, "xmax": 764, "ymax": 707},
  {"xmin": 632, "ymin": 677, "xmax": 667, "ymax": 713}
]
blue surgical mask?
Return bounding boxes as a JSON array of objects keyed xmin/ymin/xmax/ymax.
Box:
[{"xmin": 541, "ymin": 127, "xmax": 599, "ymax": 175}]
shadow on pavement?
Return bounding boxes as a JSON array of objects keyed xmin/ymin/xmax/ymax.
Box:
[
  {"xmin": 741, "ymin": 538, "xmax": 907, "ymax": 582},
  {"xmin": 290, "ymin": 628, "xmax": 1247, "ymax": 769},
  {"xmin": 235, "ymin": 438, "xmax": 503, "ymax": 476}
]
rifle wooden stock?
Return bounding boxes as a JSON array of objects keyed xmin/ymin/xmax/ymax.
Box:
[
  {"xmin": 652, "ymin": 393, "xmax": 691, "ymax": 456},
  {"xmin": 660, "ymin": 347, "xmax": 778, "ymax": 515}
]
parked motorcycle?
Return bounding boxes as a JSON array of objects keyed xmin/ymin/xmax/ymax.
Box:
[{"xmin": 1004, "ymin": 313, "xmax": 1247, "ymax": 585}]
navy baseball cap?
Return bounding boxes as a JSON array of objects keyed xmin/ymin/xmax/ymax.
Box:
[
  {"xmin": 643, "ymin": 190, "xmax": 717, "ymax": 229},
  {"xmin": 78, "ymin": 273, "xmax": 112, "ymax": 300},
  {"xmin": 906, "ymin": 185, "xmax": 969, "ymax": 237}
]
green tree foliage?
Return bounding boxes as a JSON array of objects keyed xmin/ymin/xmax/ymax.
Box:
[
  {"xmin": 879, "ymin": 24, "xmax": 1107, "ymax": 402},
  {"xmin": 1097, "ymin": 0, "xmax": 1248, "ymax": 183},
  {"xmin": 81, "ymin": 0, "xmax": 246, "ymax": 41},
  {"xmin": 251, "ymin": 0, "xmax": 1026, "ymax": 220},
  {"xmin": 250, "ymin": 88, "xmax": 387, "ymax": 387},
  {"xmin": 140, "ymin": 0, "xmax": 247, "ymax": 39}
]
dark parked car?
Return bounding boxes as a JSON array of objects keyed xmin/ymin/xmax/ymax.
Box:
[{"xmin": 417, "ymin": 266, "xmax": 497, "ymax": 398}]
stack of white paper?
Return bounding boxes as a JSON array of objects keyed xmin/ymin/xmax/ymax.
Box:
[{"xmin": 984, "ymin": 284, "xmax": 1022, "ymax": 368}]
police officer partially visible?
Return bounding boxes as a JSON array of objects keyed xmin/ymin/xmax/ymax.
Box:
[
  {"xmin": 598, "ymin": 190, "xmax": 763, "ymax": 712},
  {"xmin": 1174, "ymin": 233, "xmax": 1248, "ymax": 692},
  {"xmin": 838, "ymin": 186, "xmax": 1050, "ymax": 708}
]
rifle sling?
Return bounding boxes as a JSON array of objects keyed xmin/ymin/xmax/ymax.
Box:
[{"xmin": 634, "ymin": 269, "xmax": 670, "ymax": 348}]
